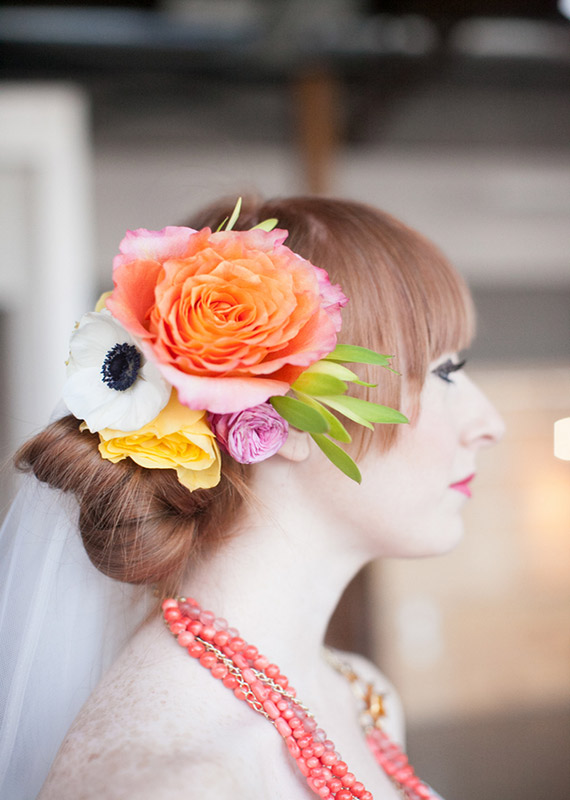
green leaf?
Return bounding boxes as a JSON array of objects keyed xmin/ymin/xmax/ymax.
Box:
[
  {"xmin": 294, "ymin": 393, "xmax": 351, "ymax": 443},
  {"xmin": 324, "ymin": 345, "xmax": 395, "ymax": 368},
  {"xmin": 319, "ymin": 395, "xmax": 408, "ymax": 425},
  {"xmin": 270, "ymin": 395, "xmax": 329, "ymax": 433},
  {"xmin": 315, "ymin": 396, "xmax": 374, "ymax": 429},
  {"xmin": 311, "ymin": 434, "xmax": 361, "ymax": 483},
  {"xmin": 251, "ymin": 218, "xmax": 278, "ymax": 232},
  {"xmin": 292, "ymin": 372, "xmax": 348, "ymax": 396},
  {"xmin": 351, "ymin": 377, "xmax": 378, "ymax": 386},
  {"xmin": 224, "ymin": 197, "xmax": 243, "ymax": 232},
  {"xmin": 215, "ymin": 216, "xmax": 229, "ymax": 232},
  {"xmin": 304, "ymin": 359, "xmax": 377, "ymax": 387}
]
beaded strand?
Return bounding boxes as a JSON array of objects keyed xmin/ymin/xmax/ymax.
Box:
[{"xmin": 162, "ymin": 597, "xmax": 438, "ymax": 800}]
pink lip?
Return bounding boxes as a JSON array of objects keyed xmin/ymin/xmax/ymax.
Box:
[{"xmin": 449, "ymin": 473, "xmax": 475, "ymax": 498}]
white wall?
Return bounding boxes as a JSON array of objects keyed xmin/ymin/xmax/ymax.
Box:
[{"xmin": 0, "ymin": 85, "xmax": 93, "ymax": 500}]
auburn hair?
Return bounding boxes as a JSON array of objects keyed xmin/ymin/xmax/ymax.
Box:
[{"xmin": 16, "ymin": 195, "xmax": 474, "ymax": 594}]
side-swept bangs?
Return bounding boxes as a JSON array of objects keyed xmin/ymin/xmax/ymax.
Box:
[{"xmin": 188, "ymin": 196, "xmax": 475, "ymax": 453}]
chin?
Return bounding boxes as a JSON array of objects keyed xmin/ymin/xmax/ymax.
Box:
[
  {"xmin": 395, "ymin": 516, "xmax": 466, "ymax": 559},
  {"xmin": 425, "ymin": 517, "xmax": 465, "ymax": 557}
]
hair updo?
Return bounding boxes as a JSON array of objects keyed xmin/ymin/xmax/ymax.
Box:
[{"xmin": 16, "ymin": 195, "xmax": 474, "ymax": 595}]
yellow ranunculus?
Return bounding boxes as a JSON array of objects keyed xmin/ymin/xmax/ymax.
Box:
[{"xmin": 93, "ymin": 392, "xmax": 221, "ymax": 491}]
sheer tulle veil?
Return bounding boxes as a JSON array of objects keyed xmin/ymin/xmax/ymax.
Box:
[{"xmin": 0, "ymin": 473, "xmax": 152, "ymax": 798}]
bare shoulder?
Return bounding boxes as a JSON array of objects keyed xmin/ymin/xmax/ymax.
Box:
[
  {"xmin": 38, "ymin": 620, "xmax": 262, "ymax": 800},
  {"xmin": 327, "ymin": 647, "xmax": 406, "ymax": 746},
  {"xmin": 39, "ymin": 746, "xmax": 245, "ymax": 800}
]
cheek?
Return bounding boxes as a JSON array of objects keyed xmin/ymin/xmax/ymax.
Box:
[{"xmin": 399, "ymin": 414, "xmax": 455, "ymax": 474}]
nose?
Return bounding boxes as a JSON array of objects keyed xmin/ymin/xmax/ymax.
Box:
[{"xmin": 460, "ymin": 377, "xmax": 505, "ymax": 449}]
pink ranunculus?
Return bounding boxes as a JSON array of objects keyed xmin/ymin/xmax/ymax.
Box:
[
  {"xmin": 209, "ymin": 403, "xmax": 289, "ymax": 464},
  {"xmin": 107, "ymin": 225, "xmax": 348, "ymax": 414}
]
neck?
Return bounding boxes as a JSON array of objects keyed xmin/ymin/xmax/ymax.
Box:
[{"xmin": 180, "ymin": 465, "xmax": 369, "ymax": 697}]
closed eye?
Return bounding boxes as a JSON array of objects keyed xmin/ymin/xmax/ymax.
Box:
[{"xmin": 431, "ymin": 358, "xmax": 466, "ymax": 383}]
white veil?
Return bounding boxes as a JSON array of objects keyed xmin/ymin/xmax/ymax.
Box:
[{"xmin": 0, "ymin": 474, "xmax": 152, "ymax": 799}]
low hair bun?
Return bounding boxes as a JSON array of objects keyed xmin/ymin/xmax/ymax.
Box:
[{"xmin": 16, "ymin": 415, "xmax": 248, "ymax": 596}]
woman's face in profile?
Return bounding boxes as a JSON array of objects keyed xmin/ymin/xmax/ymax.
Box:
[{"xmin": 332, "ymin": 352, "xmax": 505, "ymax": 558}]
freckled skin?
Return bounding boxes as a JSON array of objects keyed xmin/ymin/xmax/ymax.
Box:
[{"xmin": 39, "ymin": 620, "xmax": 405, "ymax": 800}]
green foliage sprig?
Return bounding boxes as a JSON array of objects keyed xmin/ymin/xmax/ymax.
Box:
[{"xmin": 270, "ymin": 345, "xmax": 408, "ymax": 482}]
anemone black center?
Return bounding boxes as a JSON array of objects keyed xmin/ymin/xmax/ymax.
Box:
[{"xmin": 101, "ymin": 343, "xmax": 141, "ymax": 391}]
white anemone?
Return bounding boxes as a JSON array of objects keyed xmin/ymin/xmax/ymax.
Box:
[{"xmin": 63, "ymin": 310, "xmax": 170, "ymax": 433}]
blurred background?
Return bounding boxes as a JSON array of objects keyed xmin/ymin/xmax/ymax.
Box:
[{"xmin": 1, "ymin": 1, "xmax": 569, "ymax": 798}]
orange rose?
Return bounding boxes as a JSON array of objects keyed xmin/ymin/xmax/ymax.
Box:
[{"xmin": 107, "ymin": 226, "xmax": 346, "ymax": 413}]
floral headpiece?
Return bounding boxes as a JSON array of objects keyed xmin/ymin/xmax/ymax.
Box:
[{"xmin": 64, "ymin": 200, "xmax": 407, "ymax": 490}]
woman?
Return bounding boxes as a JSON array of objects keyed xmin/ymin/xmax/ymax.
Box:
[{"xmin": 0, "ymin": 196, "xmax": 504, "ymax": 799}]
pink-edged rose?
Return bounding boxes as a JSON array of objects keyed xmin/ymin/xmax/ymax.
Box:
[
  {"xmin": 112, "ymin": 226, "xmax": 199, "ymax": 270},
  {"xmin": 106, "ymin": 225, "xmax": 347, "ymax": 414},
  {"xmin": 209, "ymin": 402, "xmax": 289, "ymax": 464},
  {"xmin": 314, "ymin": 264, "xmax": 348, "ymax": 332}
]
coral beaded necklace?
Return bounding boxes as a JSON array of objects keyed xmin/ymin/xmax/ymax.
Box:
[{"xmin": 163, "ymin": 597, "xmax": 438, "ymax": 800}]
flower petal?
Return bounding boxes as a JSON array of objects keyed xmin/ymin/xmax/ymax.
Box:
[
  {"xmin": 314, "ymin": 264, "xmax": 348, "ymax": 333},
  {"xmin": 107, "ymin": 259, "xmax": 163, "ymax": 341},
  {"xmin": 67, "ymin": 311, "xmax": 131, "ymax": 370},
  {"xmin": 209, "ymin": 227, "xmax": 289, "ymax": 251},
  {"xmin": 175, "ymin": 460, "xmax": 221, "ymax": 491},
  {"xmin": 158, "ymin": 363, "xmax": 290, "ymax": 414},
  {"xmin": 113, "ymin": 226, "xmax": 198, "ymax": 270},
  {"xmin": 63, "ymin": 369, "xmax": 129, "ymax": 432}
]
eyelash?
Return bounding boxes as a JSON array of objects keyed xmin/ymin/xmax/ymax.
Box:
[{"xmin": 431, "ymin": 358, "xmax": 467, "ymax": 383}]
